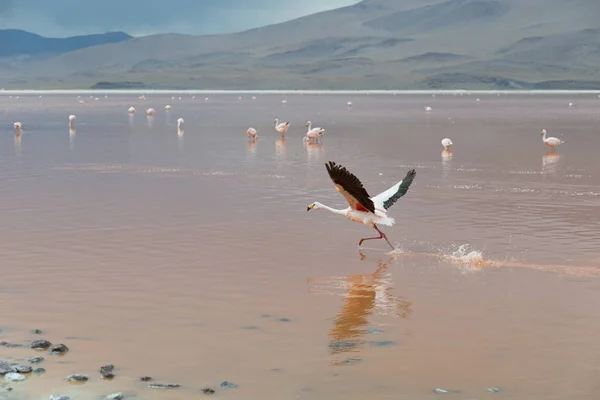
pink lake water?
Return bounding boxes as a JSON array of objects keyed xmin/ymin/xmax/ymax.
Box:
[{"xmin": 1, "ymin": 92, "xmax": 600, "ymax": 400}]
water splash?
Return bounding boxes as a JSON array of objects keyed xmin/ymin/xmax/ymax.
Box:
[{"xmin": 444, "ymin": 244, "xmax": 494, "ymax": 269}]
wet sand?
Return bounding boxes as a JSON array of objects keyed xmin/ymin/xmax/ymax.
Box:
[{"xmin": 0, "ymin": 92, "xmax": 600, "ymax": 399}]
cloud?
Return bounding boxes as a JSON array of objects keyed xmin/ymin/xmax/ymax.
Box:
[
  {"xmin": 0, "ymin": 0, "xmax": 12, "ymax": 16},
  {"xmin": 0, "ymin": 0, "xmax": 358, "ymax": 37}
]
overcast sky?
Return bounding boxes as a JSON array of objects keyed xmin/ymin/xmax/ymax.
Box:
[{"xmin": 0, "ymin": 0, "xmax": 359, "ymax": 37}]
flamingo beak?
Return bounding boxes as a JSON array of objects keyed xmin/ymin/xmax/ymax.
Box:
[{"xmin": 307, "ymin": 204, "xmax": 314, "ymax": 211}]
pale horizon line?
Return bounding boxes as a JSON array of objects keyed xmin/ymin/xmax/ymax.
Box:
[{"xmin": 1, "ymin": 89, "xmax": 600, "ymax": 95}]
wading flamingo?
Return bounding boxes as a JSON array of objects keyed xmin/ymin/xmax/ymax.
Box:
[
  {"xmin": 13, "ymin": 122, "xmax": 22, "ymax": 136},
  {"xmin": 441, "ymin": 138, "xmax": 453, "ymax": 150},
  {"xmin": 246, "ymin": 127, "xmax": 258, "ymax": 140},
  {"xmin": 69, "ymin": 115, "xmax": 76, "ymax": 129},
  {"xmin": 274, "ymin": 118, "xmax": 290, "ymax": 135},
  {"xmin": 540, "ymin": 129, "xmax": 564, "ymax": 151},
  {"xmin": 304, "ymin": 121, "xmax": 325, "ymax": 141},
  {"xmin": 177, "ymin": 118, "xmax": 184, "ymax": 130}
]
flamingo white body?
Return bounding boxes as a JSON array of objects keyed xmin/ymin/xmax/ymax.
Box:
[
  {"xmin": 177, "ymin": 118, "xmax": 184, "ymax": 130},
  {"xmin": 425, "ymin": 106, "xmax": 432, "ymax": 112},
  {"xmin": 252, "ymin": 96, "xmax": 257, "ymax": 100},
  {"xmin": 441, "ymin": 138, "xmax": 453, "ymax": 149},
  {"xmin": 282, "ymin": 100, "xmax": 287, "ymax": 104},
  {"xmin": 139, "ymin": 95, "xmax": 146, "ymax": 100},
  {"xmin": 13, "ymin": 122, "xmax": 22, "ymax": 135},
  {"xmin": 165, "ymin": 105, "xmax": 172, "ymax": 110},
  {"xmin": 128, "ymin": 107, "xmax": 136, "ymax": 114},
  {"xmin": 347, "ymin": 101, "xmax": 353, "ymax": 107},
  {"xmin": 246, "ymin": 127, "xmax": 258, "ymax": 140},
  {"xmin": 274, "ymin": 118, "xmax": 290, "ymax": 134},
  {"xmin": 307, "ymin": 161, "xmax": 416, "ymax": 249},
  {"xmin": 146, "ymin": 108, "xmax": 155, "ymax": 116},
  {"xmin": 304, "ymin": 121, "xmax": 324, "ymax": 141},
  {"xmin": 69, "ymin": 115, "xmax": 76, "ymax": 128},
  {"xmin": 541, "ymin": 129, "xmax": 564, "ymax": 150}
]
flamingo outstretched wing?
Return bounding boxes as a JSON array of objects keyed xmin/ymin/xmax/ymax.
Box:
[
  {"xmin": 371, "ymin": 169, "xmax": 416, "ymax": 210},
  {"xmin": 325, "ymin": 161, "xmax": 375, "ymax": 213}
]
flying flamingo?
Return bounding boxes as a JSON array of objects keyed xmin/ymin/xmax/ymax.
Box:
[
  {"xmin": 246, "ymin": 127, "xmax": 258, "ymax": 140},
  {"xmin": 304, "ymin": 121, "xmax": 325, "ymax": 141},
  {"xmin": 540, "ymin": 129, "xmax": 564, "ymax": 151},
  {"xmin": 307, "ymin": 161, "xmax": 416, "ymax": 249},
  {"xmin": 441, "ymin": 138, "xmax": 453, "ymax": 150},
  {"xmin": 274, "ymin": 118, "xmax": 290, "ymax": 135}
]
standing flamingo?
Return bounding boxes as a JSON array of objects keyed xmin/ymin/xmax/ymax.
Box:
[
  {"xmin": 69, "ymin": 115, "xmax": 76, "ymax": 129},
  {"xmin": 441, "ymin": 138, "xmax": 453, "ymax": 150},
  {"xmin": 13, "ymin": 122, "xmax": 22, "ymax": 136},
  {"xmin": 304, "ymin": 121, "xmax": 325, "ymax": 141},
  {"xmin": 274, "ymin": 118, "xmax": 290, "ymax": 135},
  {"xmin": 177, "ymin": 118, "xmax": 184, "ymax": 130},
  {"xmin": 540, "ymin": 129, "xmax": 564, "ymax": 151},
  {"xmin": 246, "ymin": 127, "xmax": 258, "ymax": 140}
]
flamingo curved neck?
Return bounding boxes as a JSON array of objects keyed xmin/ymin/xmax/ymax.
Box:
[
  {"xmin": 307, "ymin": 122, "xmax": 312, "ymax": 131},
  {"xmin": 542, "ymin": 131, "xmax": 547, "ymax": 141}
]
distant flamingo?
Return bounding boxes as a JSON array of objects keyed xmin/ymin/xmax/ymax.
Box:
[
  {"xmin": 246, "ymin": 127, "xmax": 258, "ymax": 140},
  {"xmin": 425, "ymin": 106, "xmax": 432, "ymax": 112},
  {"xmin": 540, "ymin": 129, "xmax": 564, "ymax": 151},
  {"xmin": 347, "ymin": 101, "xmax": 353, "ymax": 107},
  {"xmin": 165, "ymin": 105, "xmax": 172, "ymax": 110},
  {"xmin": 128, "ymin": 106, "xmax": 136, "ymax": 114},
  {"xmin": 274, "ymin": 118, "xmax": 290, "ymax": 135},
  {"xmin": 281, "ymin": 100, "xmax": 287, "ymax": 105},
  {"xmin": 304, "ymin": 121, "xmax": 325, "ymax": 141},
  {"xmin": 13, "ymin": 122, "xmax": 22, "ymax": 136},
  {"xmin": 69, "ymin": 115, "xmax": 76, "ymax": 129},
  {"xmin": 441, "ymin": 138, "xmax": 453, "ymax": 150},
  {"xmin": 146, "ymin": 108, "xmax": 155, "ymax": 116},
  {"xmin": 177, "ymin": 118, "xmax": 184, "ymax": 130}
]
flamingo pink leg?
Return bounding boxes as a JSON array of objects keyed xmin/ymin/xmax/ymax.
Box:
[{"xmin": 359, "ymin": 224, "xmax": 394, "ymax": 249}]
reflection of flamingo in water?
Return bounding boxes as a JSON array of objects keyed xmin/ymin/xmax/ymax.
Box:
[
  {"xmin": 308, "ymin": 257, "xmax": 412, "ymax": 360},
  {"xmin": 542, "ymin": 151, "xmax": 561, "ymax": 174},
  {"xmin": 275, "ymin": 137, "xmax": 287, "ymax": 159},
  {"xmin": 247, "ymin": 139, "xmax": 258, "ymax": 154}
]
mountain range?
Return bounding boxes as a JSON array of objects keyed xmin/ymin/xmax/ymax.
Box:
[{"xmin": 0, "ymin": 0, "xmax": 598, "ymax": 90}]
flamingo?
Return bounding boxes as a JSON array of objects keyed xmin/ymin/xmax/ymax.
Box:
[
  {"xmin": 282, "ymin": 100, "xmax": 287, "ymax": 105},
  {"xmin": 347, "ymin": 101, "xmax": 353, "ymax": 107},
  {"xmin": 246, "ymin": 127, "xmax": 258, "ymax": 140},
  {"xmin": 146, "ymin": 108, "xmax": 155, "ymax": 116},
  {"xmin": 13, "ymin": 122, "xmax": 22, "ymax": 136},
  {"xmin": 540, "ymin": 129, "xmax": 564, "ymax": 150},
  {"xmin": 128, "ymin": 107, "xmax": 136, "ymax": 114},
  {"xmin": 304, "ymin": 121, "xmax": 325, "ymax": 141},
  {"xmin": 165, "ymin": 105, "xmax": 172, "ymax": 110},
  {"xmin": 177, "ymin": 118, "xmax": 184, "ymax": 130},
  {"xmin": 274, "ymin": 118, "xmax": 290, "ymax": 135},
  {"xmin": 307, "ymin": 161, "xmax": 416, "ymax": 249},
  {"xmin": 69, "ymin": 115, "xmax": 76, "ymax": 129},
  {"xmin": 441, "ymin": 138, "xmax": 453, "ymax": 150},
  {"xmin": 425, "ymin": 106, "xmax": 432, "ymax": 112}
]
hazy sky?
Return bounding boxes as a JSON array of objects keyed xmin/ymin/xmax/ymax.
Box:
[{"xmin": 0, "ymin": 0, "xmax": 359, "ymax": 37}]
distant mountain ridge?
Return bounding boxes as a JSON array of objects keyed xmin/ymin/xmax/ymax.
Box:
[
  {"xmin": 0, "ymin": 29, "xmax": 133, "ymax": 58},
  {"xmin": 0, "ymin": 0, "xmax": 598, "ymax": 89}
]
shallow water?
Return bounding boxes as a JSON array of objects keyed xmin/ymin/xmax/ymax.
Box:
[{"xmin": 1, "ymin": 92, "xmax": 600, "ymax": 400}]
